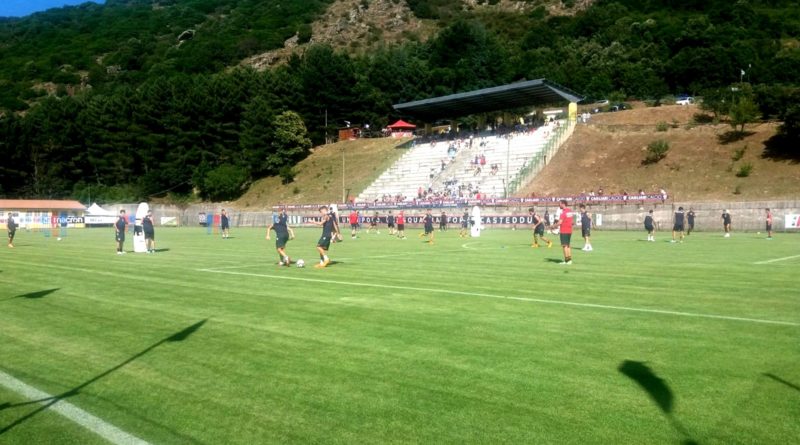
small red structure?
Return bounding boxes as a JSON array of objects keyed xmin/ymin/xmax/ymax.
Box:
[
  {"xmin": 338, "ymin": 127, "xmax": 361, "ymax": 141},
  {"xmin": 387, "ymin": 120, "xmax": 416, "ymax": 138}
]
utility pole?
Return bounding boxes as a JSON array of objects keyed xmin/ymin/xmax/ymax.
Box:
[
  {"xmin": 342, "ymin": 145, "xmax": 346, "ymax": 203},
  {"xmin": 505, "ymin": 135, "xmax": 511, "ymax": 198}
]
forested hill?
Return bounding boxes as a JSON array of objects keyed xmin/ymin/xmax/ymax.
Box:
[{"xmin": 1, "ymin": 0, "xmax": 799, "ymax": 203}]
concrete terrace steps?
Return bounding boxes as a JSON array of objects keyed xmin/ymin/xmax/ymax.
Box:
[{"xmin": 358, "ymin": 121, "xmax": 569, "ymax": 202}]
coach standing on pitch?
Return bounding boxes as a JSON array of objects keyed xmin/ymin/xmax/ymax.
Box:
[
  {"xmin": 115, "ymin": 209, "xmax": 128, "ymax": 254},
  {"xmin": 143, "ymin": 210, "xmax": 156, "ymax": 253},
  {"xmin": 7, "ymin": 212, "xmax": 17, "ymax": 248},
  {"xmin": 553, "ymin": 200, "xmax": 574, "ymax": 265}
]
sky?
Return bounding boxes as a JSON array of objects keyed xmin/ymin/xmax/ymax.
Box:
[{"xmin": 0, "ymin": 1, "xmax": 105, "ymax": 18}]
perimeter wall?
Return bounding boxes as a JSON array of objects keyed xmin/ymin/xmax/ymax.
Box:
[{"xmin": 104, "ymin": 200, "xmax": 800, "ymax": 232}]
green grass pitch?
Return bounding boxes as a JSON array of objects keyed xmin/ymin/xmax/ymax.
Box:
[{"xmin": 1, "ymin": 226, "xmax": 798, "ymax": 444}]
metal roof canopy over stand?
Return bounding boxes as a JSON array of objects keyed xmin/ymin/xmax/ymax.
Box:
[{"xmin": 393, "ymin": 79, "xmax": 582, "ymax": 121}]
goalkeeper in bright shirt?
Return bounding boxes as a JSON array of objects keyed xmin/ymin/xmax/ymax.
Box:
[
  {"xmin": 266, "ymin": 208, "xmax": 295, "ymax": 266},
  {"xmin": 552, "ymin": 200, "xmax": 573, "ymax": 265}
]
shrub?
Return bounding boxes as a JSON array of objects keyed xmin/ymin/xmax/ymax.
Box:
[
  {"xmin": 203, "ymin": 164, "xmax": 248, "ymax": 201},
  {"xmin": 736, "ymin": 162, "xmax": 753, "ymax": 177},
  {"xmin": 279, "ymin": 165, "xmax": 297, "ymax": 184},
  {"xmin": 643, "ymin": 139, "xmax": 669, "ymax": 165},
  {"xmin": 692, "ymin": 113, "xmax": 714, "ymax": 124},
  {"xmin": 656, "ymin": 121, "xmax": 669, "ymax": 132},
  {"xmin": 731, "ymin": 145, "xmax": 747, "ymax": 162}
]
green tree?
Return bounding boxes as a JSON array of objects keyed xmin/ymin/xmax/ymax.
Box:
[
  {"xmin": 729, "ymin": 96, "xmax": 760, "ymax": 134},
  {"xmin": 203, "ymin": 163, "xmax": 249, "ymax": 201},
  {"xmin": 239, "ymin": 95, "xmax": 275, "ymax": 177},
  {"xmin": 268, "ymin": 110, "xmax": 312, "ymax": 172}
]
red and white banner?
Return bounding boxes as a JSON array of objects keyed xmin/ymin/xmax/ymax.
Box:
[{"xmin": 785, "ymin": 214, "xmax": 800, "ymax": 229}]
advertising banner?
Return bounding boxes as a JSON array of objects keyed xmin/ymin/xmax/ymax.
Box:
[{"xmin": 785, "ymin": 214, "xmax": 800, "ymax": 229}]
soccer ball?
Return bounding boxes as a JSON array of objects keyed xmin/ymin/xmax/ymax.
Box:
[{"xmin": 296, "ymin": 259, "xmax": 305, "ymax": 268}]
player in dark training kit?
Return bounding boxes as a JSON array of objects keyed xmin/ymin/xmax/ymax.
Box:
[
  {"xmin": 314, "ymin": 206, "xmax": 335, "ymax": 268},
  {"xmin": 220, "ymin": 209, "xmax": 230, "ymax": 239},
  {"xmin": 722, "ymin": 209, "xmax": 732, "ymax": 238},
  {"xmin": 143, "ymin": 210, "xmax": 156, "ymax": 253},
  {"xmin": 115, "ymin": 209, "xmax": 128, "ymax": 254},
  {"xmin": 419, "ymin": 208, "xmax": 435, "ymax": 244},
  {"xmin": 672, "ymin": 206, "xmax": 686, "ymax": 243},
  {"xmin": 7, "ymin": 212, "xmax": 17, "ymax": 248},
  {"xmin": 686, "ymin": 209, "xmax": 695, "ymax": 235},
  {"xmin": 439, "ymin": 211, "xmax": 447, "ymax": 231},
  {"xmin": 387, "ymin": 211, "xmax": 396, "ymax": 235},
  {"xmin": 459, "ymin": 210, "xmax": 470, "ymax": 238},
  {"xmin": 579, "ymin": 204, "xmax": 593, "ymax": 251},
  {"xmin": 267, "ymin": 208, "xmax": 295, "ymax": 266},
  {"xmin": 644, "ymin": 210, "xmax": 656, "ymax": 242},
  {"xmin": 528, "ymin": 208, "xmax": 552, "ymax": 248}
]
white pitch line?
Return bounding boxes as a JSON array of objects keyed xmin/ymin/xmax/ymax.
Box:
[
  {"xmin": 0, "ymin": 370, "xmax": 150, "ymax": 445},
  {"xmin": 198, "ymin": 269, "xmax": 799, "ymax": 327},
  {"xmin": 753, "ymin": 254, "xmax": 800, "ymax": 265},
  {"xmin": 337, "ymin": 248, "xmax": 464, "ymax": 261}
]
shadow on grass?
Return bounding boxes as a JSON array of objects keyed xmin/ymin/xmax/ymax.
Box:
[
  {"xmin": 544, "ymin": 258, "xmax": 563, "ymax": 263},
  {"xmin": 763, "ymin": 373, "xmax": 800, "ymax": 392},
  {"xmin": 761, "ymin": 134, "xmax": 800, "ymax": 163},
  {"xmin": 618, "ymin": 360, "xmax": 699, "ymax": 445},
  {"xmin": 0, "ymin": 319, "xmax": 208, "ymax": 436},
  {"xmin": 1, "ymin": 289, "xmax": 59, "ymax": 302},
  {"xmin": 717, "ymin": 130, "xmax": 754, "ymax": 144},
  {"xmin": 154, "ymin": 248, "xmax": 170, "ymax": 253}
]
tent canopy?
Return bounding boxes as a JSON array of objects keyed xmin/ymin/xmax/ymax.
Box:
[
  {"xmin": 387, "ymin": 119, "xmax": 416, "ymax": 129},
  {"xmin": 86, "ymin": 202, "xmax": 115, "ymax": 216},
  {"xmin": 393, "ymin": 79, "xmax": 583, "ymax": 121}
]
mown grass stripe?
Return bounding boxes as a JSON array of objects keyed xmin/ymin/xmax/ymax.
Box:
[{"xmin": 199, "ymin": 268, "xmax": 800, "ymax": 327}]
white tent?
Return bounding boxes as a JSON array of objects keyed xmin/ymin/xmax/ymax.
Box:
[{"xmin": 85, "ymin": 202, "xmax": 117, "ymax": 225}]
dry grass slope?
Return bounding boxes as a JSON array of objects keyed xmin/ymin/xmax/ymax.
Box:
[
  {"xmin": 235, "ymin": 137, "xmax": 411, "ymax": 208},
  {"xmin": 518, "ymin": 105, "xmax": 800, "ymax": 201}
]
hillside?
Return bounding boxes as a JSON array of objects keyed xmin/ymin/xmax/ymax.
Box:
[
  {"xmin": 518, "ymin": 105, "xmax": 800, "ymax": 201},
  {"xmin": 234, "ymin": 137, "xmax": 410, "ymax": 208},
  {"xmin": 1, "ymin": 0, "xmax": 799, "ymax": 202}
]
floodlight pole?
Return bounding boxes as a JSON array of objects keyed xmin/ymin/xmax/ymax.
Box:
[
  {"xmin": 342, "ymin": 144, "xmax": 346, "ymax": 203},
  {"xmin": 505, "ymin": 135, "xmax": 511, "ymax": 198}
]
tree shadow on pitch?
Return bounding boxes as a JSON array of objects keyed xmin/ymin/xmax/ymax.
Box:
[
  {"xmin": 618, "ymin": 360, "xmax": 699, "ymax": 445},
  {"xmin": 1, "ymin": 288, "xmax": 59, "ymax": 302},
  {"xmin": 763, "ymin": 373, "xmax": 800, "ymax": 393},
  {"xmin": 0, "ymin": 319, "xmax": 207, "ymax": 436}
]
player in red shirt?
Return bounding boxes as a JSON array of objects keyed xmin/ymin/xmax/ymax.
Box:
[
  {"xmin": 349, "ymin": 209, "xmax": 359, "ymax": 239},
  {"xmin": 396, "ymin": 211, "xmax": 406, "ymax": 239},
  {"xmin": 553, "ymin": 199, "xmax": 573, "ymax": 265},
  {"xmin": 766, "ymin": 208, "xmax": 773, "ymax": 239}
]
